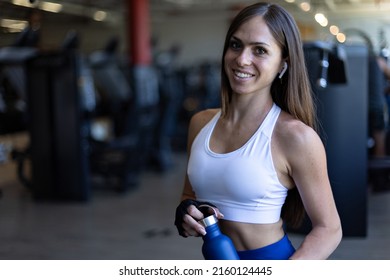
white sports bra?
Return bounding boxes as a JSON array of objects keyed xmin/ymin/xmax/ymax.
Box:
[{"xmin": 187, "ymin": 103, "xmax": 288, "ymax": 224}]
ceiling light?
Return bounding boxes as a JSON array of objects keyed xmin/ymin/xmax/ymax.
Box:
[
  {"xmin": 93, "ymin": 11, "xmax": 107, "ymax": 22},
  {"xmin": 329, "ymin": 25, "xmax": 339, "ymax": 35},
  {"xmin": 314, "ymin": 13, "xmax": 328, "ymax": 27},
  {"xmin": 300, "ymin": 2, "xmax": 311, "ymax": 12},
  {"xmin": 0, "ymin": 19, "xmax": 28, "ymax": 31},
  {"xmin": 336, "ymin": 32, "xmax": 346, "ymax": 43},
  {"xmin": 39, "ymin": 2, "xmax": 62, "ymax": 13},
  {"xmin": 12, "ymin": 0, "xmax": 35, "ymax": 8}
]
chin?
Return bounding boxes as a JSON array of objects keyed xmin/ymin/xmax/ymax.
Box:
[{"xmin": 230, "ymin": 86, "xmax": 254, "ymax": 95}]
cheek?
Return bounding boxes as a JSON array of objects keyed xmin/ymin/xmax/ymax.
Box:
[
  {"xmin": 224, "ymin": 50, "xmax": 239, "ymax": 72},
  {"xmin": 259, "ymin": 61, "xmax": 280, "ymax": 77},
  {"xmin": 224, "ymin": 50, "xmax": 235, "ymax": 65}
]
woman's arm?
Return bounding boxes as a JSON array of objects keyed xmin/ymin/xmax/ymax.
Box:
[
  {"xmin": 282, "ymin": 121, "xmax": 342, "ymax": 259},
  {"xmin": 176, "ymin": 109, "xmax": 223, "ymax": 237}
]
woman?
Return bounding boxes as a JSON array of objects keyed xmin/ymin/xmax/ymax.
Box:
[{"xmin": 174, "ymin": 2, "xmax": 342, "ymax": 260}]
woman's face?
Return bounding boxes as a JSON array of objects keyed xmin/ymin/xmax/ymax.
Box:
[{"xmin": 224, "ymin": 15, "xmax": 284, "ymax": 97}]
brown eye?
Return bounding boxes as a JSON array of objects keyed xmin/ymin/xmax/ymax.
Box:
[
  {"xmin": 255, "ymin": 47, "xmax": 266, "ymax": 55},
  {"xmin": 229, "ymin": 40, "xmax": 241, "ymax": 50}
]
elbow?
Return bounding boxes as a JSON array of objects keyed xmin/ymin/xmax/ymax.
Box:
[
  {"xmin": 324, "ymin": 212, "xmax": 343, "ymax": 248},
  {"xmin": 336, "ymin": 222, "xmax": 343, "ymax": 245},
  {"xmin": 319, "ymin": 218, "xmax": 343, "ymax": 253},
  {"xmin": 322, "ymin": 222, "xmax": 343, "ymax": 259},
  {"xmin": 330, "ymin": 219, "xmax": 343, "ymax": 250}
]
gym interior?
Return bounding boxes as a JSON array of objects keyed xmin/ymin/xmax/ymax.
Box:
[{"xmin": 1, "ymin": 0, "xmax": 390, "ymax": 259}]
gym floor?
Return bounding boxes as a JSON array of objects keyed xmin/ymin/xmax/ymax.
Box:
[{"xmin": 0, "ymin": 135, "xmax": 389, "ymax": 260}]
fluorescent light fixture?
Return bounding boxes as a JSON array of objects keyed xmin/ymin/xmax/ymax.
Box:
[
  {"xmin": 13, "ymin": 0, "xmax": 62, "ymax": 15},
  {"xmin": 12, "ymin": 0, "xmax": 35, "ymax": 8},
  {"xmin": 39, "ymin": 2, "xmax": 63, "ymax": 13},
  {"xmin": 0, "ymin": 19, "xmax": 28, "ymax": 31}
]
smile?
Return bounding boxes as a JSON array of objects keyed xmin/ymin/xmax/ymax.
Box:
[{"xmin": 233, "ymin": 70, "xmax": 255, "ymax": 78}]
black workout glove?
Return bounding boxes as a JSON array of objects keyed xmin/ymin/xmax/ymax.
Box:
[{"xmin": 174, "ymin": 199, "xmax": 217, "ymax": 237}]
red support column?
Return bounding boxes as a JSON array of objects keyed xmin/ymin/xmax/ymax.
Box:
[{"xmin": 127, "ymin": 0, "xmax": 152, "ymax": 66}]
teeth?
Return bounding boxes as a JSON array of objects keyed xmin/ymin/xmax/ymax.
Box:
[{"xmin": 234, "ymin": 71, "xmax": 253, "ymax": 78}]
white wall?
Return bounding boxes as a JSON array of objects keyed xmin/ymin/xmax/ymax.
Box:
[{"xmin": 150, "ymin": 12, "xmax": 231, "ymax": 67}]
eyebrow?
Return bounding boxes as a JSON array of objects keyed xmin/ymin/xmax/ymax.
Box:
[{"xmin": 231, "ymin": 36, "xmax": 271, "ymax": 47}]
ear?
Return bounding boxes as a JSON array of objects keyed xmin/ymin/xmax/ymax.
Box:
[{"xmin": 278, "ymin": 61, "xmax": 288, "ymax": 79}]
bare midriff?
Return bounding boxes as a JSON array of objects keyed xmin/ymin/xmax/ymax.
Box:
[{"xmin": 219, "ymin": 218, "xmax": 285, "ymax": 251}]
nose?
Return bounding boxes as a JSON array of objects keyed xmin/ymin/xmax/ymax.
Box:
[{"xmin": 236, "ymin": 48, "xmax": 252, "ymax": 66}]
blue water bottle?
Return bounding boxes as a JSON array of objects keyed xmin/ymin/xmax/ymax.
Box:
[{"xmin": 200, "ymin": 211, "xmax": 240, "ymax": 260}]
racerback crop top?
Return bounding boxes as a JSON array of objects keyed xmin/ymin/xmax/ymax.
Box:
[{"xmin": 187, "ymin": 103, "xmax": 288, "ymax": 224}]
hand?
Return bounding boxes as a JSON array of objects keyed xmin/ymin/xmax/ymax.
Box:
[
  {"xmin": 174, "ymin": 199, "xmax": 224, "ymax": 237},
  {"xmin": 182, "ymin": 204, "xmax": 207, "ymax": 237}
]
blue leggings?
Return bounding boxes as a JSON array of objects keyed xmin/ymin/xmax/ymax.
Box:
[{"xmin": 237, "ymin": 235, "xmax": 295, "ymax": 260}]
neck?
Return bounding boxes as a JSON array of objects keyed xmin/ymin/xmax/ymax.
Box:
[{"xmin": 226, "ymin": 96, "xmax": 274, "ymax": 124}]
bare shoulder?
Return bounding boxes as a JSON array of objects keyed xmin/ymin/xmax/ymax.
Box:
[
  {"xmin": 189, "ymin": 108, "xmax": 220, "ymax": 132},
  {"xmin": 273, "ymin": 111, "xmax": 324, "ymax": 157},
  {"xmin": 272, "ymin": 111, "xmax": 326, "ymax": 186},
  {"xmin": 187, "ymin": 108, "xmax": 220, "ymax": 148}
]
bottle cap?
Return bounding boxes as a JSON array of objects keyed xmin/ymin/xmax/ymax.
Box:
[{"xmin": 201, "ymin": 214, "xmax": 218, "ymax": 227}]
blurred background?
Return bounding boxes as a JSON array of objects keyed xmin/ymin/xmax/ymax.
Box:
[{"xmin": 1, "ymin": 0, "xmax": 390, "ymax": 259}]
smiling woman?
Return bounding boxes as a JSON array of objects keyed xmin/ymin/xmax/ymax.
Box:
[
  {"xmin": 223, "ymin": 16, "xmax": 284, "ymax": 98},
  {"xmin": 174, "ymin": 2, "xmax": 342, "ymax": 260}
]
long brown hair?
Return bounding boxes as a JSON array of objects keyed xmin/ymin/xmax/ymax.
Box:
[{"xmin": 220, "ymin": 2, "xmax": 317, "ymax": 228}]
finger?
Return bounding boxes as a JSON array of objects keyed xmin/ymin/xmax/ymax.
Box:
[
  {"xmin": 183, "ymin": 214, "xmax": 206, "ymax": 236},
  {"xmin": 182, "ymin": 223, "xmax": 201, "ymax": 237},
  {"xmin": 214, "ymin": 209, "xmax": 225, "ymax": 219},
  {"xmin": 186, "ymin": 205, "xmax": 204, "ymax": 220}
]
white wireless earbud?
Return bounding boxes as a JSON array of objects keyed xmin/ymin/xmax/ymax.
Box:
[{"xmin": 278, "ymin": 62, "xmax": 288, "ymax": 79}]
